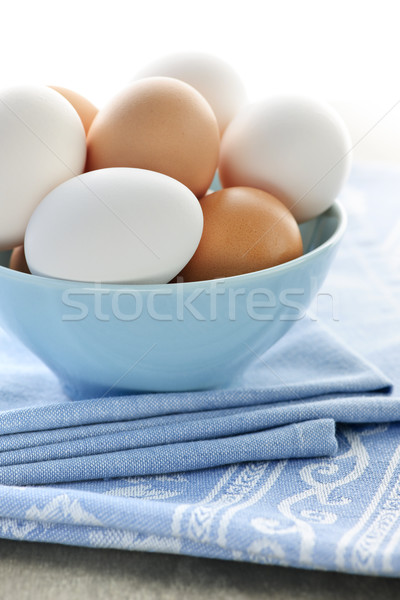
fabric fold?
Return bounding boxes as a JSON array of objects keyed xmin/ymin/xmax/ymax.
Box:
[
  {"xmin": 1, "ymin": 396, "xmax": 400, "ymax": 468},
  {"xmin": 0, "ymin": 419, "xmax": 338, "ymax": 486}
]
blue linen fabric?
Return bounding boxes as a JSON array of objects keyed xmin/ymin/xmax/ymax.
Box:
[
  {"xmin": 0, "ymin": 163, "xmax": 400, "ymax": 577},
  {"xmin": 0, "ymin": 310, "xmax": 391, "ymax": 485}
]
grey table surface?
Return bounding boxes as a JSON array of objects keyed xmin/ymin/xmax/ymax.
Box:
[{"xmin": 0, "ymin": 539, "xmax": 399, "ymax": 600}]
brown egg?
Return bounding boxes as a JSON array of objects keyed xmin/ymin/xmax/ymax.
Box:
[
  {"xmin": 86, "ymin": 77, "xmax": 220, "ymax": 198},
  {"xmin": 9, "ymin": 245, "xmax": 30, "ymax": 274},
  {"xmin": 50, "ymin": 86, "xmax": 98, "ymax": 135},
  {"xmin": 179, "ymin": 187, "xmax": 303, "ymax": 282}
]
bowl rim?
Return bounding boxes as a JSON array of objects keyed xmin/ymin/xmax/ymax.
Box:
[{"xmin": 0, "ymin": 200, "xmax": 347, "ymax": 291}]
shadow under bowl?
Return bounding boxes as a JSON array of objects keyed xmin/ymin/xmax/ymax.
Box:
[{"xmin": 0, "ymin": 202, "xmax": 346, "ymax": 399}]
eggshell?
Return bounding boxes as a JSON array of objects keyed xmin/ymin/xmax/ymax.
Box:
[
  {"xmin": 86, "ymin": 77, "xmax": 219, "ymax": 198},
  {"xmin": 0, "ymin": 85, "xmax": 86, "ymax": 250},
  {"xmin": 135, "ymin": 52, "xmax": 247, "ymax": 135},
  {"xmin": 219, "ymin": 96, "xmax": 353, "ymax": 222},
  {"xmin": 9, "ymin": 245, "xmax": 30, "ymax": 274},
  {"xmin": 25, "ymin": 168, "xmax": 203, "ymax": 284},
  {"xmin": 50, "ymin": 86, "xmax": 98, "ymax": 135},
  {"xmin": 179, "ymin": 187, "xmax": 303, "ymax": 282}
]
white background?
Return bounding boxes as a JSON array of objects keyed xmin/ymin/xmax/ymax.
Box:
[{"xmin": 1, "ymin": 0, "xmax": 400, "ymax": 163}]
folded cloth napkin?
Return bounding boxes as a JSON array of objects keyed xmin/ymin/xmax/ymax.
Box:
[
  {"xmin": 0, "ymin": 163, "xmax": 400, "ymax": 578},
  {"xmin": 0, "ymin": 310, "xmax": 393, "ymax": 485}
]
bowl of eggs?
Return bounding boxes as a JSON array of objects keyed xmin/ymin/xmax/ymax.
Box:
[{"xmin": 0, "ymin": 53, "xmax": 351, "ymax": 400}]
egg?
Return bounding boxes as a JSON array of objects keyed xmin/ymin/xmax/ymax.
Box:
[
  {"xmin": 9, "ymin": 245, "xmax": 30, "ymax": 274},
  {"xmin": 86, "ymin": 77, "xmax": 219, "ymax": 198},
  {"xmin": 134, "ymin": 52, "xmax": 248, "ymax": 135},
  {"xmin": 25, "ymin": 168, "xmax": 203, "ymax": 284},
  {"xmin": 178, "ymin": 187, "xmax": 303, "ymax": 282},
  {"xmin": 50, "ymin": 86, "xmax": 98, "ymax": 135},
  {"xmin": 0, "ymin": 85, "xmax": 86, "ymax": 250},
  {"xmin": 219, "ymin": 96, "xmax": 353, "ymax": 222}
]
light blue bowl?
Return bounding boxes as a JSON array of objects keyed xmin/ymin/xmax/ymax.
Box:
[{"xmin": 0, "ymin": 202, "xmax": 346, "ymax": 399}]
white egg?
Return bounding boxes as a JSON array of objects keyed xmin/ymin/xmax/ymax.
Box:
[
  {"xmin": 134, "ymin": 52, "xmax": 247, "ymax": 135},
  {"xmin": 0, "ymin": 85, "xmax": 86, "ymax": 250},
  {"xmin": 25, "ymin": 168, "xmax": 204, "ymax": 284},
  {"xmin": 219, "ymin": 96, "xmax": 353, "ymax": 222}
]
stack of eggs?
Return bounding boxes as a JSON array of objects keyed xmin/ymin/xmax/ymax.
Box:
[{"xmin": 1, "ymin": 53, "xmax": 353, "ymax": 284}]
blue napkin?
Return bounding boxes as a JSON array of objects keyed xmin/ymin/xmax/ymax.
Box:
[
  {"xmin": 0, "ymin": 163, "xmax": 399, "ymax": 578},
  {"xmin": 0, "ymin": 313, "xmax": 392, "ymax": 485}
]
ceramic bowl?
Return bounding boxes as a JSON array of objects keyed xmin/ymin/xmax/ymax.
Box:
[{"xmin": 0, "ymin": 201, "xmax": 346, "ymax": 399}]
